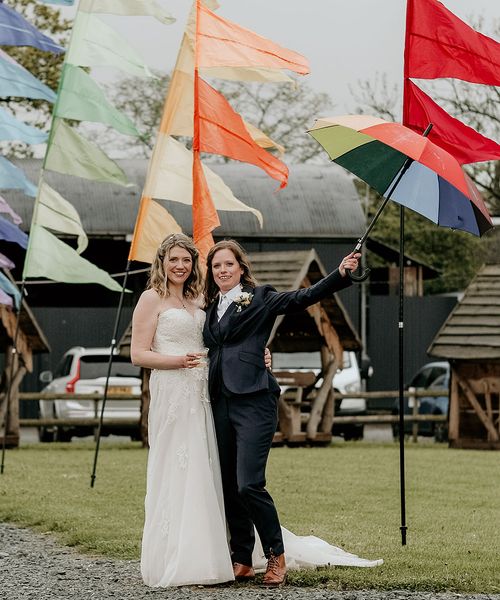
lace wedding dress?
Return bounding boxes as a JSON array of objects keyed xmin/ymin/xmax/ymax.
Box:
[{"xmin": 141, "ymin": 308, "xmax": 382, "ymax": 588}]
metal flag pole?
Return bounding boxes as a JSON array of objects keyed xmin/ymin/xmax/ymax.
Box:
[
  {"xmin": 398, "ymin": 205, "xmax": 407, "ymax": 546},
  {"xmin": 90, "ymin": 261, "xmax": 131, "ymax": 488}
]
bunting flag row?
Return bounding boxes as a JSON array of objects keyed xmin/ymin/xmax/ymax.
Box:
[
  {"xmin": 129, "ymin": 0, "xmax": 309, "ymax": 264},
  {"xmin": 403, "ymin": 0, "xmax": 500, "ymax": 165},
  {"xmin": 0, "ymin": 0, "xmax": 176, "ymax": 293}
]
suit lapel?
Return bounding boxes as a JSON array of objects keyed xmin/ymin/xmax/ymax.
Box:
[{"xmin": 204, "ymin": 301, "xmax": 220, "ymax": 344}]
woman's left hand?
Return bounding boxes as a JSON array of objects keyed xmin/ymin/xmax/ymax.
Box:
[{"xmin": 339, "ymin": 252, "xmax": 361, "ymax": 277}]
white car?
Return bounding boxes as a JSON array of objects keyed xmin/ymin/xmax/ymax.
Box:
[
  {"xmin": 272, "ymin": 350, "xmax": 368, "ymax": 440},
  {"xmin": 38, "ymin": 346, "xmax": 141, "ymax": 442}
]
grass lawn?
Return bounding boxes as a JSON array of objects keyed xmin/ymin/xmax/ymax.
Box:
[{"xmin": 0, "ymin": 440, "xmax": 499, "ymax": 592}]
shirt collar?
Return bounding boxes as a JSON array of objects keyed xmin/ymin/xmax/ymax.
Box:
[{"xmin": 220, "ymin": 283, "xmax": 242, "ymax": 303}]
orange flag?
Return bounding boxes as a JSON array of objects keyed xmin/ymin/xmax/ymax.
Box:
[
  {"xmin": 192, "ymin": 151, "xmax": 220, "ymax": 264},
  {"xmin": 196, "ymin": 76, "xmax": 288, "ymax": 188},
  {"xmin": 197, "ymin": 2, "xmax": 309, "ymax": 75}
]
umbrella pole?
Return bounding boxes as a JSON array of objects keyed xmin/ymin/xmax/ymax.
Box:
[{"xmin": 398, "ymin": 206, "xmax": 407, "ymax": 546}]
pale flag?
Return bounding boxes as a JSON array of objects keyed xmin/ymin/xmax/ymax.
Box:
[
  {"xmin": 143, "ymin": 136, "xmax": 263, "ymax": 227},
  {"xmin": 45, "ymin": 119, "xmax": 130, "ymax": 187},
  {"xmin": 35, "ymin": 179, "xmax": 88, "ymax": 254},
  {"xmin": 66, "ymin": 12, "xmax": 154, "ymax": 79},
  {"xmin": 23, "ymin": 225, "xmax": 125, "ymax": 292},
  {"xmin": 78, "ymin": 0, "xmax": 175, "ymax": 24}
]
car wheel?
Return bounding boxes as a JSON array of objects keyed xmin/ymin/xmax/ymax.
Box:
[
  {"xmin": 434, "ymin": 422, "xmax": 448, "ymax": 443},
  {"xmin": 38, "ymin": 426, "xmax": 55, "ymax": 443},
  {"xmin": 56, "ymin": 427, "xmax": 73, "ymax": 442}
]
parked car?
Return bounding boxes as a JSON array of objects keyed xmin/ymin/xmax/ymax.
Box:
[
  {"xmin": 272, "ymin": 350, "xmax": 368, "ymax": 441},
  {"xmin": 392, "ymin": 361, "xmax": 450, "ymax": 442},
  {"xmin": 38, "ymin": 346, "xmax": 141, "ymax": 442}
]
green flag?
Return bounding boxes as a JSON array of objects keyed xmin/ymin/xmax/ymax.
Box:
[
  {"xmin": 66, "ymin": 12, "xmax": 154, "ymax": 79},
  {"xmin": 56, "ymin": 65, "xmax": 140, "ymax": 137},
  {"xmin": 45, "ymin": 119, "xmax": 131, "ymax": 187},
  {"xmin": 36, "ymin": 179, "xmax": 88, "ymax": 253},
  {"xmin": 23, "ymin": 224, "xmax": 125, "ymax": 292},
  {"xmin": 79, "ymin": 0, "xmax": 175, "ymax": 24}
]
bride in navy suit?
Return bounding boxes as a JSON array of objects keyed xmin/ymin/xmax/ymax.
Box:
[{"xmin": 203, "ymin": 239, "xmax": 364, "ymax": 585}]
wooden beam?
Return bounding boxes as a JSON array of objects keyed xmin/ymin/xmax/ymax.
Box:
[
  {"xmin": 306, "ymin": 357, "xmax": 338, "ymax": 439},
  {"xmin": 455, "ymin": 373, "xmax": 499, "ymax": 442}
]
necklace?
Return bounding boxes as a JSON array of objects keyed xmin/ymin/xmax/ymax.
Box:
[{"xmin": 171, "ymin": 293, "xmax": 187, "ymax": 309}]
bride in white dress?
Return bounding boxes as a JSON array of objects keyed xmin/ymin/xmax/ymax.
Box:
[{"xmin": 131, "ymin": 234, "xmax": 382, "ymax": 588}]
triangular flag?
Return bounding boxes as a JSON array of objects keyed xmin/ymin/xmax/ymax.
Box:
[
  {"xmin": 0, "ymin": 215, "xmax": 28, "ymax": 249},
  {"xmin": 79, "ymin": 0, "xmax": 175, "ymax": 24},
  {"xmin": 0, "ymin": 156, "xmax": 37, "ymax": 196},
  {"xmin": 55, "ymin": 65, "xmax": 140, "ymax": 137},
  {"xmin": 0, "ymin": 195, "xmax": 22, "ymax": 225},
  {"xmin": 196, "ymin": 2, "xmax": 309, "ymax": 75},
  {"xmin": 45, "ymin": 119, "xmax": 130, "ymax": 187},
  {"xmin": 0, "ymin": 50, "xmax": 57, "ymax": 102},
  {"xmin": 0, "ymin": 3, "xmax": 64, "ymax": 54},
  {"xmin": 35, "ymin": 179, "xmax": 88, "ymax": 253},
  {"xmin": 39, "ymin": 0, "xmax": 75, "ymax": 5},
  {"xmin": 192, "ymin": 152, "xmax": 219, "ymax": 262},
  {"xmin": 128, "ymin": 196, "xmax": 182, "ymax": 263},
  {"xmin": 0, "ymin": 272, "xmax": 21, "ymax": 309},
  {"xmin": 405, "ymin": 0, "xmax": 500, "ymax": 85},
  {"xmin": 403, "ymin": 79, "xmax": 500, "ymax": 165},
  {"xmin": 195, "ymin": 76, "xmax": 288, "ymax": 188},
  {"xmin": 0, "ymin": 288, "xmax": 13, "ymax": 308},
  {"xmin": 67, "ymin": 12, "xmax": 154, "ymax": 78},
  {"xmin": 23, "ymin": 224, "xmax": 125, "ymax": 292},
  {"xmin": 0, "ymin": 107, "xmax": 48, "ymax": 144},
  {"xmin": 0, "ymin": 251, "xmax": 15, "ymax": 269},
  {"xmin": 143, "ymin": 135, "xmax": 263, "ymax": 226}
]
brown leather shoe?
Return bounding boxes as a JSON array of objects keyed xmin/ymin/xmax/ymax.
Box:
[
  {"xmin": 263, "ymin": 552, "xmax": 286, "ymax": 586},
  {"xmin": 233, "ymin": 562, "xmax": 255, "ymax": 581}
]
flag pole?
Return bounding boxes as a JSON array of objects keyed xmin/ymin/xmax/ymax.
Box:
[
  {"xmin": 1, "ymin": 281, "xmax": 26, "ymax": 473},
  {"xmin": 90, "ymin": 260, "xmax": 132, "ymax": 488}
]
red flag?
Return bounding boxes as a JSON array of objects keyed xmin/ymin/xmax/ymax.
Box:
[
  {"xmin": 196, "ymin": 76, "xmax": 288, "ymax": 188},
  {"xmin": 403, "ymin": 80, "xmax": 500, "ymax": 165},
  {"xmin": 192, "ymin": 150, "xmax": 219, "ymax": 264},
  {"xmin": 405, "ymin": 0, "xmax": 500, "ymax": 85}
]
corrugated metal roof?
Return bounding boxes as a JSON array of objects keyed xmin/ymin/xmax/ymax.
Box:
[
  {"xmin": 8, "ymin": 160, "xmax": 365, "ymax": 239},
  {"xmin": 428, "ymin": 264, "xmax": 500, "ymax": 360}
]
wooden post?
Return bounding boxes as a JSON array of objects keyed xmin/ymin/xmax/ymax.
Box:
[
  {"xmin": 0, "ymin": 347, "xmax": 26, "ymax": 448},
  {"xmin": 306, "ymin": 353, "xmax": 338, "ymax": 440},
  {"xmin": 448, "ymin": 370, "xmax": 459, "ymax": 443},
  {"xmin": 409, "ymin": 386, "xmax": 418, "ymax": 443}
]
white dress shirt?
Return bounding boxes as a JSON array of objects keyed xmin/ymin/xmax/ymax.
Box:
[{"xmin": 217, "ymin": 283, "xmax": 242, "ymax": 321}]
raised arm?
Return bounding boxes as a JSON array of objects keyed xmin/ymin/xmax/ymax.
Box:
[
  {"xmin": 130, "ymin": 290, "xmax": 200, "ymax": 370},
  {"xmin": 263, "ymin": 252, "xmax": 360, "ymax": 316}
]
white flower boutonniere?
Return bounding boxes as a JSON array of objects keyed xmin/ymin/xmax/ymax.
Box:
[{"xmin": 234, "ymin": 291, "xmax": 253, "ymax": 312}]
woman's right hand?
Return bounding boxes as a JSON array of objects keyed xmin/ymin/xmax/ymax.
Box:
[{"xmin": 180, "ymin": 353, "xmax": 202, "ymax": 369}]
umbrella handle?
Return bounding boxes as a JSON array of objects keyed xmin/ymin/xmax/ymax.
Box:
[{"xmin": 346, "ymin": 265, "xmax": 371, "ymax": 282}]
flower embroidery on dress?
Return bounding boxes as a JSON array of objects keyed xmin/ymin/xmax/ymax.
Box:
[
  {"xmin": 233, "ymin": 291, "xmax": 253, "ymax": 312},
  {"xmin": 161, "ymin": 511, "xmax": 170, "ymax": 537},
  {"xmin": 176, "ymin": 443, "xmax": 188, "ymax": 469}
]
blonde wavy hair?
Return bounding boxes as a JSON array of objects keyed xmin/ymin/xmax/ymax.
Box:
[
  {"xmin": 148, "ymin": 234, "xmax": 202, "ymax": 299},
  {"xmin": 204, "ymin": 239, "xmax": 257, "ymax": 305}
]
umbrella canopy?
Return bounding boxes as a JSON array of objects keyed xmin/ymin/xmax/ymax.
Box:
[{"xmin": 308, "ymin": 115, "xmax": 493, "ymax": 237}]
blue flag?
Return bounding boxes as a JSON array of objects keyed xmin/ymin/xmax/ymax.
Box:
[
  {"xmin": 0, "ymin": 4, "xmax": 64, "ymax": 54},
  {"xmin": 0, "ymin": 271, "xmax": 21, "ymax": 308},
  {"xmin": 38, "ymin": 0, "xmax": 75, "ymax": 5},
  {"xmin": 0, "ymin": 215, "xmax": 28, "ymax": 251},
  {"xmin": 0, "ymin": 52, "xmax": 56, "ymax": 102},
  {"xmin": 0, "ymin": 108, "xmax": 48, "ymax": 144},
  {"xmin": 0, "ymin": 156, "xmax": 37, "ymax": 197}
]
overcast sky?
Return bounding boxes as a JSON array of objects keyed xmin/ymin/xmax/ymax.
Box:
[{"xmin": 58, "ymin": 0, "xmax": 499, "ymax": 114}]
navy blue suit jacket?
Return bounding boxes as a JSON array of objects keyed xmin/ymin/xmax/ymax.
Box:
[{"xmin": 203, "ymin": 268, "xmax": 351, "ymax": 398}]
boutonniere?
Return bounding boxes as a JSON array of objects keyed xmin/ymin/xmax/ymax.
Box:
[{"xmin": 234, "ymin": 291, "xmax": 253, "ymax": 312}]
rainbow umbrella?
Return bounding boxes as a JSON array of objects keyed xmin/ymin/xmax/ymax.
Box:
[{"xmin": 309, "ymin": 114, "xmax": 493, "ymax": 243}]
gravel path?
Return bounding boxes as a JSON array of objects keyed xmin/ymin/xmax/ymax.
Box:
[{"xmin": 1, "ymin": 523, "xmax": 499, "ymax": 600}]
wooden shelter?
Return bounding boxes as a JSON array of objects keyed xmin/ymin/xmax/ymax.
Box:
[
  {"xmin": 428, "ymin": 264, "xmax": 500, "ymax": 449},
  {"xmin": 120, "ymin": 249, "xmax": 361, "ymax": 446},
  {"xmin": 0, "ymin": 276, "xmax": 50, "ymax": 447}
]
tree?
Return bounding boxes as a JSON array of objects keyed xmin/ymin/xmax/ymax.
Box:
[
  {"xmin": 99, "ymin": 75, "xmax": 334, "ymax": 163},
  {"xmin": 2, "ymin": 0, "xmax": 71, "ymax": 158}
]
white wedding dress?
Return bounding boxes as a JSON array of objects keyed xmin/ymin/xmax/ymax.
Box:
[{"xmin": 140, "ymin": 308, "xmax": 382, "ymax": 588}]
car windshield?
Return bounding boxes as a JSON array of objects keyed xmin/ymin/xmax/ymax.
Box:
[
  {"xmin": 79, "ymin": 356, "xmax": 140, "ymax": 379},
  {"xmin": 271, "ymin": 351, "xmax": 350, "ymax": 370}
]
